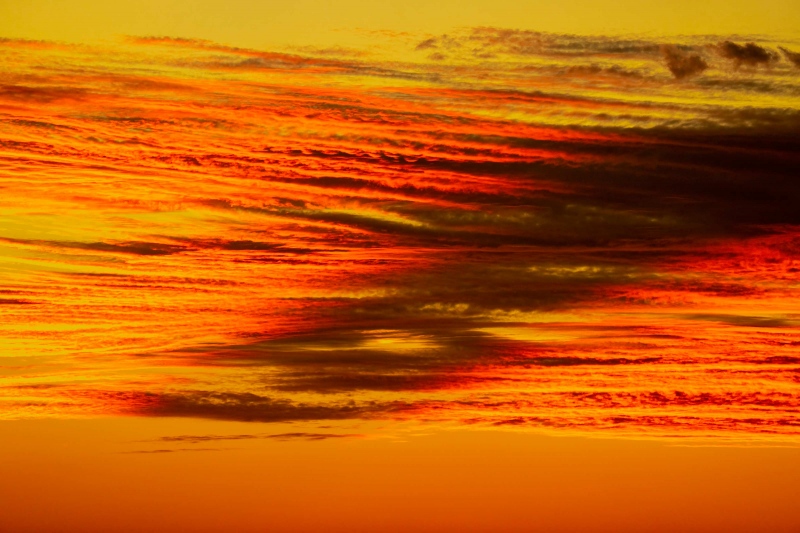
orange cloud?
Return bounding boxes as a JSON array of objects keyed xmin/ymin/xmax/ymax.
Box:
[{"xmin": 1, "ymin": 30, "xmax": 800, "ymax": 443}]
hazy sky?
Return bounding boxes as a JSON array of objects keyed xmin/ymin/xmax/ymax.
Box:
[{"xmin": 2, "ymin": 0, "xmax": 800, "ymax": 48}]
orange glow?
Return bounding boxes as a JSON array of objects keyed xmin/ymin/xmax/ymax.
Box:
[
  {"xmin": 2, "ymin": 32, "xmax": 799, "ymax": 440},
  {"xmin": 2, "ymin": 417, "xmax": 800, "ymax": 533},
  {"xmin": 2, "ymin": 4, "xmax": 800, "ymax": 531}
]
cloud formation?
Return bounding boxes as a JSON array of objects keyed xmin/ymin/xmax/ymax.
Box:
[
  {"xmin": 152, "ymin": 432, "xmax": 363, "ymax": 443},
  {"xmin": 661, "ymin": 45, "xmax": 708, "ymax": 79},
  {"xmin": 715, "ymin": 41, "xmax": 779, "ymax": 67},
  {"xmin": 779, "ymin": 46, "xmax": 800, "ymax": 68},
  {"xmin": 1, "ymin": 28, "xmax": 799, "ymax": 441}
]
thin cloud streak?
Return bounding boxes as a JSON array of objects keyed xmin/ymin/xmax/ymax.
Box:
[{"xmin": 150, "ymin": 432, "xmax": 364, "ymax": 443}]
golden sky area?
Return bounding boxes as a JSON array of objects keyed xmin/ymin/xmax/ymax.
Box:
[
  {"xmin": 3, "ymin": 0, "xmax": 800, "ymax": 47},
  {"xmin": 1, "ymin": 1, "xmax": 800, "ymax": 531}
]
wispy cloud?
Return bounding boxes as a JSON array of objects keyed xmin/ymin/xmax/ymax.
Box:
[
  {"xmin": 123, "ymin": 448, "xmax": 225, "ymax": 454},
  {"xmin": 150, "ymin": 432, "xmax": 363, "ymax": 443}
]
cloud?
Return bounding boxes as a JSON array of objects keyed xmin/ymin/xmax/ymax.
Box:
[
  {"xmin": 715, "ymin": 41, "xmax": 779, "ymax": 67},
  {"xmin": 152, "ymin": 432, "xmax": 362, "ymax": 443},
  {"xmin": 415, "ymin": 38, "xmax": 438, "ymax": 51},
  {"xmin": 661, "ymin": 45, "xmax": 708, "ymax": 79},
  {"xmin": 290, "ymin": 45, "xmax": 370, "ymax": 58},
  {"xmin": 2, "ymin": 238, "xmax": 187, "ymax": 256},
  {"xmin": 0, "ymin": 84, "xmax": 88, "ymax": 103},
  {"xmin": 4, "ymin": 28, "xmax": 800, "ymax": 441},
  {"xmin": 123, "ymin": 448, "xmax": 224, "ymax": 454},
  {"xmin": 0, "ymin": 298, "xmax": 35, "ymax": 305},
  {"xmin": 524, "ymin": 356, "xmax": 661, "ymax": 367},
  {"xmin": 779, "ymin": 47, "xmax": 800, "ymax": 68},
  {"xmin": 680, "ymin": 314, "xmax": 795, "ymax": 328},
  {"xmin": 0, "ymin": 37, "xmax": 77, "ymax": 52},
  {"xmin": 464, "ymin": 28, "xmax": 660, "ymax": 57},
  {"xmin": 130, "ymin": 390, "xmax": 413, "ymax": 423}
]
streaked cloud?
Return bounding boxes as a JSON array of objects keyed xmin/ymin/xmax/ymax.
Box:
[
  {"xmin": 151, "ymin": 432, "xmax": 363, "ymax": 443},
  {"xmin": 1, "ymin": 28, "xmax": 799, "ymax": 442},
  {"xmin": 123, "ymin": 448, "xmax": 224, "ymax": 454}
]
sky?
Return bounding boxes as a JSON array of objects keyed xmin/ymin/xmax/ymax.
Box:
[
  {"xmin": 3, "ymin": 0, "xmax": 800, "ymax": 47},
  {"xmin": 1, "ymin": 1, "xmax": 800, "ymax": 532}
]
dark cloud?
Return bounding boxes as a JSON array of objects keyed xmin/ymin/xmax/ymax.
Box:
[
  {"xmin": 461, "ymin": 389, "xmax": 800, "ymax": 412},
  {"xmin": 128, "ymin": 36, "xmax": 212, "ymax": 47},
  {"xmin": 72, "ymin": 241, "xmax": 186, "ymax": 256},
  {"xmin": 754, "ymin": 356, "xmax": 800, "ymax": 365},
  {"xmin": 523, "ymin": 356, "xmax": 662, "ymax": 367},
  {"xmin": 0, "ymin": 84, "xmax": 88, "ymax": 103},
  {"xmin": 135, "ymin": 390, "xmax": 408, "ymax": 422},
  {"xmin": 560, "ymin": 64, "xmax": 644, "ymax": 79},
  {"xmin": 415, "ymin": 38, "xmax": 438, "ymax": 51},
  {"xmin": 298, "ymin": 46, "xmax": 370, "ymax": 58},
  {"xmin": 123, "ymin": 448, "xmax": 223, "ymax": 454},
  {"xmin": 479, "ymin": 414, "xmax": 800, "ymax": 433},
  {"xmin": 3, "ymin": 238, "xmax": 187, "ymax": 256},
  {"xmin": 165, "ymin": 237, "xmax": 322, "ymax": 255},
  {"xmin": 681, "ymin": 314, "xmax": 795, "ymax": 328},
  {"xmin": 0, "ymin": 37, "xmax": 61, "ymax": 49},
  {"xmin": 466, "ymin": 28, "xmax": 660, "ymax": 57},
  {"xmin": 779, "ymin": 47, "xmax": 800, "ymax": 68},
  {"xmin": 661, "ymin": 45, "xmax": 708, "ymax": 79},
  {"xmin": 0, "ymin": 298, "xmax": 35, "ymax": 305},
  {"xmin": 266, "ymin": 432, "xmax": 362, "ymax": 440},
  {"xmin": 155, "ymin": 433, "xmax": 262, "ymax": 443},
  {"xmin": 171, "ymin": 324, "xmax": 497, "ymax": 393},
  {"xmin": 9, "ymin": 118, "xmax": 78, "ymax": 131},
  {"xmin": 413, "ymin": 28, "xmax": 667, "ymax": 62},
  {"xmin": 152, "ymin": 432, "xmax": 362, "ymax": 443},
  {"xmin": 715, "ymin": 41, "xmax": 779, "ymax": 67}
]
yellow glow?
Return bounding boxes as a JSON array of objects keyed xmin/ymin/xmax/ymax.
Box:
[{"xmin": 2, "ymin": 0, "xmax": 800, "ymax": 50}]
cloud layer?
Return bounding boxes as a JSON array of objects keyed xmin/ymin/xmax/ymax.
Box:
[{"xmin": 1, "ymin": 29, "xmax": 799, "ymax": 441}]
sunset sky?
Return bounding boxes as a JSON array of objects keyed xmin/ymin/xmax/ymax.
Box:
[{"xmin": 1, "ymin": 1, "xmax": 800, "ymax": 531}]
